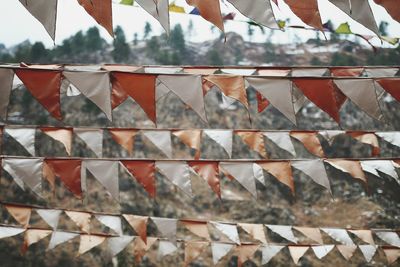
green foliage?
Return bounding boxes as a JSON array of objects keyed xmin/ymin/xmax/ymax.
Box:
[
  {"xmin": 85, "ymin": 27, "xmax": 103, "ymax": 50},
  {"xmin": 144, "ymin": 22, "xmax": 152, "ymax": 39},
  {"xmin": 112, "ymin": 26, "xmax": 131, "ymax": 63},
  {"xmin": 207, "ymin": 49, "xmax": 223, "ymax": 66},
  {"xmin": 330, "ymin": 52, "xmax": 358, "ymax": 66}
]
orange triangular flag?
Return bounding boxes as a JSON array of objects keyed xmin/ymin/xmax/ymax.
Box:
[
  {"xmin": 121, "ymin": 161, "xmax": 156, "ymax": 198},
  {"xmin": 173, "ymin": 130, "xmax": 202, "ymax": 159},
  {"xmin": 78, "ymin": 0, "xmax": 113, "ymax": 36},
  {"xmin": 184, "ymin": 241, "xmax": 209, "ymax": 266},
  {"xmin": 111, "ymin": 72, "xmax": 157, "ymax": 124},
  {"xmin": 284, "ymin": 0, "xmax": 324, "ymax": 30},
  {"xmin": 123, "ymin": 214, "xmax": 148, "ymax": 243},
  {"xmin": 22, "ymin": 229, "xmax": 52, "ymax": 253},
  {"xmin": 45, "ymin": 159, "xmax": 83, "ymax": 198},
  {"xmin": 189, "ymin": 161, "xmax": 221, "ymax": 198},
  {"xmin": 236, "ymin": 244, "xmax": 260, "ymax": 267},
  {"xmin": 293, "ymin": 79, "xmax": 346, "ymax": 123},
  {"xmin": 376, "ymin": 78, "xmax": 400, "ymax": 102},
  {"xmin": 186, "ymin": 0, "xmax": 224, "ymax": 32},
  {"xmin": 347, "ymin": 132, "xmax": 380, "ymax": 156},
  {"xmin": 374, "ymin": 0, "xmax": 400, "ymax": 23},
  {"xmin": 5, "ymin": 205, "xmax": 31, "ymax": 227},
  {"xmin": 290, "ymin": 131, "xmax": 325, "ymax": 157},
  {"xmin": 133, "ymin": 237, "xmax": 157, "ymax": 263},
  {"xmin": 325, "ymin": 159, "xmax": 367, "ymax": 185},
  {"xmin": 40, "ymin": 127, "xmax": 73, "ymax": 155},
  {"xmin": 15, "ymin": 69, "xmax": 62, "ymax": 120},
  {"xmin": 181, "ymin": 220, "xmax": 211, "ymax": 240},
  {"xmin": 109, "ymin": 129, "xmax": 138, "ymax": 155},
  {"xmin": 42, "ymin": 161, "xmax": 56, "ymax": 192},
  {"xmin": 236, "ymin": 131, "xmax": 267, "ymax": 158},
  {"xmin": 259, "ymin": 161, "xmax": 295, "ymax": 195}
]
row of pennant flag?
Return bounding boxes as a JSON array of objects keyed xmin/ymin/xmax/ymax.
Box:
[
  {"xmin": 2, "ymin": 125, "xmax": 400, "ymax": 159},
  {"xmin": 1, "ymin": 66, "xmax": 400, "ymax": 125},
  {"xmin": 0, "ymin": 203, "xmax": 399, "ymax": 265},
  {"xmin": 1, "ymin": 155, "xmax": 400, "ymax": 200},
  {"xmin": 16, "ymin": 0, "xmax": 400, "ymax": 44}
]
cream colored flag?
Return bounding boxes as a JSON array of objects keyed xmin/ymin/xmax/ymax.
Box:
[
  {"xmin": 142, "ymin": 130, "xmax": 172, "ymax": 158},
  {"xmin": 312, "ymin": 245, "xmax": 334, "ymax": 259},
  {"xmin": 65, "ymin": 211, "xmax": 91, "ymax": 233},
  {"xmin": 41, "ymin": 128, "xmax": 72, "ymax": 155},
  {"xmin": 325, "ymin": 159, "xmax": 367, "ymax": 184},
  {"xmin": 95, "ymin": 215, "xmax": 123, "ymax": 236},
  {"xmin": 48, "ymin": 231, "xmax": 79, "ymax": 250},
  {"xmin": 36, "ymin": 209, "xmax": 62, "ymax": 230},
  {"xmin": 0, "ymin": 226, "xmax": 25, "ymax": 239},
  {"xmin": 5, "ymin": 205, "xmax": 31, "ymax": 227},
  {"xmin": 264, "ymin": 132, "xmax": 296, "ymax": 156},
  {"xmin": 136, "ymin": 0, "xmax": 170, "ymax": 34},
  {"xmin": 151, "ymin": 217, "xmax": 177, "ymax": 243},
  {"xmin": 292, "ymin": 160, "xmax": 332, "ymax": 195},
  {"xmin": 74, "ymin": 128, "xmax": 103, "ymax": 158},
  {"xmin": 364, "ymin": 67, "xmax": 399, "ymax": 77},
  {"xmin": 291, "ymin": 68, "xmax": 329, "ymax": 77},
  {"xmin": 261, "ymin": 245, "xmax": 284, "ymax": 265},
  {"xmin": 157, "ymin": 240, "xmax": 178, "ymax": 259},
  {"xmin": 2, "ymin": 158, "xmax": 43, "ymax": 197},
  {"xmin": 376, "ymin": 132, "xmax": 400, "ymax": 148},
  {"xmin": 361, "ymin": 160, "xmax": 399, "ymax": 182},
  {"xmin": 238, "ymin": 223, "xmax": 267, "ymax": 244},
  {"xmin": 334, "ymin": 79, "xmax": 383, "ymax": 121},
  {"xmin": 23, "ymin": 229, "xmax": 52, "ymax": 252},
  {"xmin": 266, "ymin": 225, "xmax": 298, "ymax": 243},
  {"xmin": 78, "ymin": 235, "xmax": 106, "ymax": 255},
  {"xmin": 227, "ymin": 0, "xmax": 278, "ymax": 28},
  {"xmin": 211, "ymin": 242, "xmax": 234, "ymax": 264},
  {"xmin": 157, "ymin": 75, "xmax": 208, "ymax": 123},
  {"xmin": 156, "ymin": 161, "xmax": 193, "ymax": 197},
  {"xmin": 4, "ymin": 127, "xmax": 36, "ymax": 156},
  {"xmin": 211, "ymin": 222, "xmax": 240, "ymax": 244},
  {"xmin": 288, "ymin": 246, "xmax": 309, "ymax": 264},
  {"xmin": 321, "ymin": 228, "xmax": 354, "ymax": 245},
  {"xmin": 246, "ymin": 78, "xmax": 296, "ymax": 124},
  {"xmin": 348, "ymin": 230, "xmax": 375, "ymax": 245},
  {"xmin": 18, "ymin": 0, "xmax": 58, "ymax": 40},
  {"xmin": 375, "ymin": 231, "xmax": 400, "ymax": 247},
  {"xmin": 219, "ymin": 162, "xmax": 257, "ymax": 198},
  {"xmin": 203, "ymin": 130, "xmax": 233, "ymax": 158},
  {"xmin": 0, "ymin": 68, "xmax": 14, "ymax": 120},
  {"xmin": 107, "ymin": 235, "xmax": 134, "ymax": 256},
  {"xmin": 336, "ymin": 244, "xmax": 357, "ymax": 260},
  {"xmin": 359, "ymin": 245, "xmax": 378, "ymax": 262},
  {"xmin": 63, "ymin": 71, "xmax": 112, "ymax": 120},
  {"xmin": 82, "ymin": 160, "xmax": 119, "ymax": 200},
  {"xmin": 293, "ymin": 227, "xmax": 323, "ymax": 244}
]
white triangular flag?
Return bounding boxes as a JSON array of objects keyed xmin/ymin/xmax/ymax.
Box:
[
  {"xmin": 261, "ymin": 245, "xmax": 284, "ymax": 264},
  {"xmin": 318, "ymin": 130, "xmax": 345, "ymax": 145},
  {"xmin": 291, "ymin": 68, "xmax": 329, "ymax": 77},
  {"xmin": 246, "ymin": 78, "xmax": 296, "ymax": 124},
  {"xmin": 63, "ymin": 71, "xmax": 112, "ymax": 120},
  {"xmin": 376, "ymin": 132, "xmax": 400, "ymax": 148},
  {"xmin": 78, "ymin": 235, "xmax": 106, "ymax": 255},
  {"xmin": 151, "ymin": 217, "xmax": 177, "ymax": 243},
  {"xmin": 36, "ymin": 209, "xmax": 62, "ymax": 229},
  {"xmin": 361, "ymin": 160, "xmax": 399, "ymax": 182},
  {"xmin": 264, "ymin": 132, "xmax": 296, "ymax": 156},
  {"xmin": 2, "ymin": 158, "xmax": 43, "ymax": 197},
  {"xmin": 359, "ymin": 245, "xmax": 377, "ymax": 262},
  {"xmin": 157, "ymin": 75, "xmax": 207, "ymax": 123},
  {"xmin": 364, "ymin": 68, "xmax": 399, "ymax": 77},
  {"xmin": 220, "ymin": 162, "xmax": 257, "ymax": 198},
  {"xmin": 82, "ymin": 160, "xmax": 119, "ymax": 200},
  {"xmin": 321, "ymin": 228, "xmax": 354, "ymax": 245},
  {"xmin": 211, "ymin": 222, "xmax": 240, "ymax": 244},
  {"xmin": 375, "ymin": 231, "xmax": 400, "ymax": 247},
  {"xmin": 158, "ymin": 240, "xmax": 178, "ymax": 259},
  {"xmin": 203, "ymin": 130, "xmax": 233, "ymax": 158},
  {"xmin": 211, "ymin": 242, "xmax": 234, "ymax": 264},
  {"xmin": 334, "ymin": 79, "xmax": 383, "ymax": 121},
  {"xmin": 156, "ymin": 161, "xmax": 192, "ymax": 197},
  {"xmin": 227, "ymin": 0, "xmax": 277, "ymax": 28},
  {"xmin": 5, "ymin": 127, "xmax": 36, "ymax": 156},
  {"xmin": 0, "ymin": 226, "xmax": 25, "ymax": 239},
  {"xmin": 0, "ymin": 68, "xmax": 14, "ymax": 120},
  {"xmin": 18, "ymin": 0, "xmax": 58, "ymax": 40},
  {"xmin": 136, "ymin": 0, "xmax": 170, "ymax": 34},
  {"xmin": 142, "ymin": 130, "xmax": 172, "ymax": 158},
  {"xmin": 292, "ymin": 160, "xmax": 332, "ymax": 195},
  {"xmin": 107, "ymin": 235, "xmax": 134, "ymax": 256},
  {"xmin": 312, "ymin": 245, "xmax": 335, "ymax": 259},
  {"xmin": 253, "ymin": 163, "xmax": 265, "ymax": 186},
  {"xmin": 48, "ymin": 231, "xmax": 79, "ymax": 250},
  {"xmin": 266, "ymin": 225, "xmax": 298, "ymax": 243},
  {"xmin": 95, "ymin": 215, "xmax": 123, "ymax": 236},
  {"xmin": 74, "ymin": 128, "xmax": 103, "ymax": 158}
]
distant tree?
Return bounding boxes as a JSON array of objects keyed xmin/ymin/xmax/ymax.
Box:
[
  {"xmin": 30, "ymin": 42, "xmax": 49, "ymax": 63},
  {"xmin": 112, "ymin": 26, "xmax": 130, "ymax": 63},
  {"xmin": 70, "ymin": 31, "xmax": 85, "ymax": 54},
  {"xmin": 187, "ymin": 20, "xmax": 194, "ymax": 39},
  {"xmin": 14, "ymin": 42, "xmax": 32, "ymax": 62},
  {"xmin": 146, "ymin": 36, "xmax": 160, "ymax": 57},
  {"xmin": 133, "ymin": 32, "xmax": 138, "ymax": 46},
  {"xmin": 330, "ymin": 52, "xmax": 358, "ymax": 66},
  {"xmin": 248, "ymin": 24, "xmax": 254, "ymax": 42},
  {"xmin": 85, "ymin": 27, "xmax": 103, "ymax": 50},
  {"xmin": 170, "ymin": 24, "xmax": 186, "ymax": 53},
  {"xmin": 144, "ymin": 22, "xmax": 152, "ymax": 39},
  {"xmin": 207, "ymin": 49, "xmax": 223, "ymax": 66},
  {"xmin": 264, "ymin": 42, "xmax": 276, "ymax": 63},
  {"xmin": 379, "ymin": 21, "xmax": 389, "ymax": 36},
  {"xmin": 310, "ymin": 56, "xmax": 323, "ymax": 66}
]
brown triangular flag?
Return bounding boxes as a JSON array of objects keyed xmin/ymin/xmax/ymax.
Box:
[
  {"xmin": 259, "ymin": 161, "xmax": 295, "ymax": 195},
  {"xmin": 189, "ymin": 161, "xmax": 221, "ymax": 198},
  {"xmin": 123, "ymin": 214, "xmax": 148, "ymax": 243},
  {"xmin": 181, "ymin": 220, "xmax": 211, "ymax": 240},
  {"xmin": 290, "ymin": 131, "xmax": 325, "ymax": 157},
  {"xmin": 121, "ymin": 161, "xmax": 156, "ymax": 198},
  {"xmin": 77, "ymin": 0, "xmax": 113, "ymax": 36},
  {"xmin": 5, "ymin": 205, "xmax": 31, "ymax": 227},
  {"xmin": 133, "ymin": 237, "xmax": 157, "ymax": 263},
  {"xmin": 383, "ymin": 248, "xmax": 400, "ymax": 265},
  {"xmin": 284, "ymin": 0, "xmax": 324, "ymax": 30},
  {"xmin": 173, "ymin": 130, "xmax": 202, "ymax": 159},
  {"xmin": 236, "ymin": 244, "xmax": 260, "ymax": 267},
  {"xmin": 184, "ymin": 241, "xmax": 209, "ymax": 267},
  {"xmin": 186, "ymin": 0, "xmax": 224, "ymax": 33},
  {"xmin": 236, "ymin": 131, "xmax": 267, "ymax": 158},
  {"xmin": 109, "ymin": 129, "xmax": 138, "ymax": 155}
]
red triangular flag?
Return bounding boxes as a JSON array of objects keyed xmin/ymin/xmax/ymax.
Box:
[
  {"xmin": 45, "ymin": 159, "xmax": 82, "ymax": 198},
  {"xmin": 78, "ymin": 0, "xmax": 113, "ymax": 36},
  {"xmin": 377, "ymin": 78, "xmax": 400, "ymax": 102},
  {"xmin": 121, "ymin": 160, "xmax": 156, "ymax": 198},
  {"xmin": 256, "ymin": 91, "xmax": 270, "ymax": 113},
  {"xmin": 15, "ymin": 69, "xmax": 62, "ymax": 120}
]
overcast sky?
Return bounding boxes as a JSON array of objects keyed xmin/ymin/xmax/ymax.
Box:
[{"xmin": 0, "ymin": 0, "xmax": 399, "ymax": 48}]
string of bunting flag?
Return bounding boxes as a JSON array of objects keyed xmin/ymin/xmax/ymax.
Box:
[
  {"xmin": 0, "ymin": 202, "xmax": 399, "ymax": 265},
  {"xmin": 2, "ymin": 125, "xmax": 400, "ymax": 159},
  {"xmin": 1, "ymin": 155, "xmax": 399, "ymax": 200},
  {"xmin": 15, "ymin": 0, "xmax": 400, "ymax": 45},
  {"xmin": 1, "ymin": 65, "xmax": 400, "ymax": 125}
]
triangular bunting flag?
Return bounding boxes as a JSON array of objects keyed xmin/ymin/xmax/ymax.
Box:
[
  {"xmin": 236, "ymin": 244, "xmax": 260, "ymax": 267},
  {"xmin": 376, "ymin": 131, "xmax": 400, "ymax": 149},
  {"xmin": 122, "ymin": 215, "xmax": 148, "ymax": 243},
  {"xmin": 261, "ymin": 245, "xmax": 284, "ymax": 265},
  {"xmin": 374, "ymin": 0, "xmax": 400, "ymax": 22},
  {"xmin": 36, "ymin": 209, "xmax": 62, "ymax": 230},
  {"xmin": 151, "ymin": 217, "xmax": 177, "ymax": 244},
  {"xmin": 111, "ymin": 72, "xmax": 156, "ymax": 123},
  {"xmin": 77, "ymin": 0, "xmax": 113, "ymax": 36},
  {"xmin": 359, "ymin": 245, "xmax": 377, "ymax": 262},
  {"xmin": 156, "ymin": 161, "xmax": 193, "ymax": 197},
  {"xmin": 290, "ymin": 131, "xmax": 325, "ymax": 157},
  {"xmin": 336, "ymin": 244, "xmax": 357, "ymax": 260},
  {"xmin": 361, "ymin": 160, "xmax": 399, "ymax": 182},
  {"xmin": 266, "ymin": 225, "xmax": 298, "ymax": 243},
  {"xmin": 376, "ymin": 79, "xmax": 400, "ymax": 102},
  {"xmin": 383, "ymin": 248, "xmax": 400, "ymax": 265},
  {"xmin": 184, "ymin": 241, "xmax": 209, "ymax": 266},
  {"xmin": 259, "ymin": 161, "xmax": 295, "ymax": 195},
  {"xmin": 45, "ymin": 159, "xmax": 82, "ymax": 198},
  {"xmin": 40, "ymin": 127, "xmax": 72, "ymax": 155},
  {"xmin": 291, "ymin": 68, "xmax": 329, "ymax": 77},
  {"xmin": 2, "ymin": 158, "xmax": 43, "ymax": 197},
  {"xmin": 292, "ymin": 159, "xmax": 332, "ymax": 195},
  {"xmin": 173, "ymin": 130, "xmax": 202, "ymax": 159},
  {"xmin": 121, "ymin": 160, "xmax": 156, "ymax": 198},
  {"xmin": 157, "ymin": 75, "xmax": 207, "ymax": 123},
  {"xmin": 15, "ymin": 69, "xmax": 62, "ymax": 120},
  {"xmin": 158, "ymin": 240, "xmax": 178, "ymax": 259},
  {"xmin": 63, "ymin": 71, "xmax": 112, "ymax": 120},
  {"xmin": 0, "ymin": 68, "xmax": 14, "ymax": 120},
  {"xmin": 211, "ymin": 242, "xmax": 234, "ymax": 265},
  {"xmin": 330, "ymin": 67, "xmax": 364, "ymax": 77},
  {"xmin": 284, "ymin": 0, "xmax": 324, "ymax": 30},
  {"xmin": 4, "ymin": 127, "xmax": 36, "ymax": 156},
  {"xmin": 109, "ymin": 129, "xmax": 138, "ymax": 155},
  {"xmin": 375, "ymin": 231, "xmax": 400, "ymax": 247},
  {"xmin": 321, "ymin": 228, "xmax": 354, "ymax": 245},
  {"xmin": 219, "ymin": 162, "xmax": 257, "ymax": 198},
  {"xmin": 78, "ymin": 234, "xmax": 106, "ymax": 255},
  {"xmin": 48, "ymin": 231, "xmax": 79, "ymax": 250},
  {"xmin": 365, "ymin": 68, "xmax": 399, "ymax": 77},
  {"xmin": 22, "ymin": 229, "xmax": 52, "ymax": 253},
  {"xmin": 348, "ymin": 132, "xmax": 380, "ymax": 156},
  {"xmin": 264, "ymin": 132, "xmax": 296, "ymax": 156},
  {"xmin": 293, "ymin": 227, "xmax": 323, "ymax": 244},
  {"xmin": 0, "ymin": 226, "xmax": 25, "ymax": 239},
  {"xmin": 288, "ymin": 245, "xmax": 309, "ymax": 264},
  {"xmin": 189, "ymin": 161, "xmax": 221, "ymax": 198},
  {"xmin": 186, "ymin": 0, "xmax": 224, "ymax": 32},
  {"xmin": 325, "ymin": 159, "xmax": 367, "ymax": 185},
  {"xmin": 95, "ymin": 215, "xmax": 123, "ymax": 236},
  {"xmin": 142, "ymin": 130, "xmax": 172, "ymax": 158},
  {"xmin": 227, "ymin": 0, "xmax": 278, "ymax": 28},
  {"xmin": 65, "ymin": 211, "xmax": 91, "ymax": 233},
  {"xmin": 238, "ymin": 223, "xmax": 267, "ymax": 244},
  {"xmin": 107, "ymin": 235, "xmax": 134, "ymax": 256},
  {"xmin": 312, "ymin": 245, "xmax": 335, "ymax": 259},
  {"xmin": 5, "ymin": 205, "xmax": 31, "ymax": 227},
  {"xmin": 348, "ymin": 230, "xmax": 375, "ymax": 244},
  {"xmin": 203, "ymin": 130, "xmax": 232, "ymax": 158},
  {"xmin": 136, "ymin": 0, "xmax": 170, "ymax": 34},
  {"xmin": 236, "ymin": 131, "xmax": 268, "ymax": 158},
  {"xmin": 181, "ymin": 220, "xmax": 211, "ymax": 240},
  {"xmin": 211, "ymin": 222, "xmax": 240, "ymax": 244},
  {"xmin": 318, "ymin": 130, "xmax": 345, "ymax": 145},
  {"xmin": 133, "ymin": 237, "xmax": 157, "ymax": 263},
  {"xmin": 18, "ymin": 0, "xmax": 57, "ymax": 40},
  {"xmin": 74, "ymin": 128, "xmax": 103, "ymax": 158}
]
